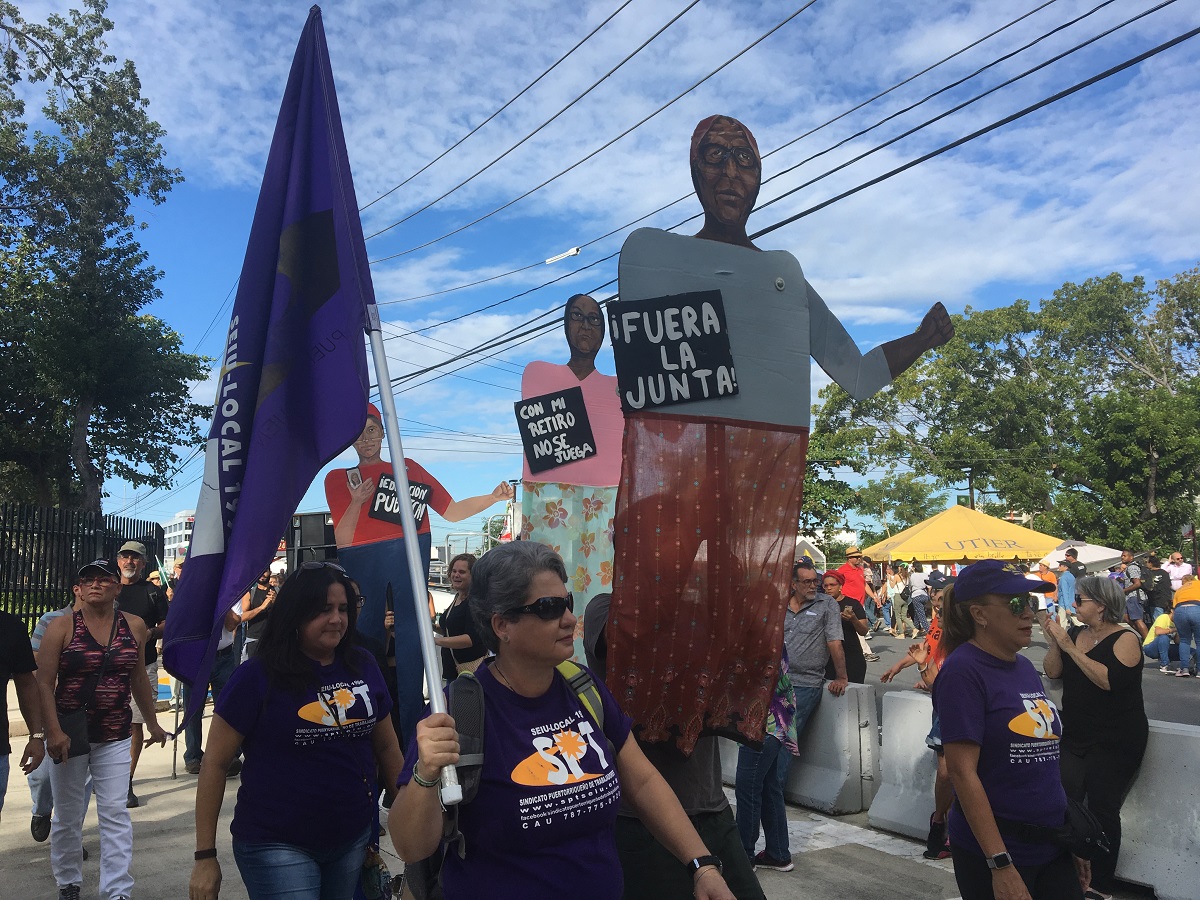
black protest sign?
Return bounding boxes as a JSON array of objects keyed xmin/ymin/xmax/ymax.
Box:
[
  {"xmin": 514, "ymin": 386, "xmax": 597, "ymax": 475},
  {"xmin": 608, "ymin": 290, "xmax": 738, "ymax": 413},
  {"xmin": 368, "ymin": 472, "xmax": 432, "ymax": 527}
]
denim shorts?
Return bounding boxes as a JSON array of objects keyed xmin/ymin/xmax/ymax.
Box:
[{"xmin": 926, "ymin": 712, "xmax": 943, "ymax": 754}]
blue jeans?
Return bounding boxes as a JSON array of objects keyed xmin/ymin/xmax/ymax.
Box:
[
  {"xmin": 734, "ymin": 685, "xmax": 822, "ymax": 859},
  {"xmin": 233, "ymin": 826, "xmax": 371, "ymax": 900},
  {"xmin": 1143, "ymin": 635, "xmax": 1176, "ymax": 667},
  {"xmin": 735, "ymin": 736, "xmax": 792, "ymax": 860},
  {"xmin": 183, "ymin": 643, "xmax": 239, "ymax": 764},
  {"xmin": 880, "ymin": 600, "xmax": 893, "ymax": 630},
  {"xmin": 1175, "ymin": 604, "xmax": 1200, "ymax": 673},
  {"xmin": 0, "ymin": 753, "xmax": 8, "ymax": 817}
]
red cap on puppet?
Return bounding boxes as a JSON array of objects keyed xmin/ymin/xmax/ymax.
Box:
[{"xmin": 366, "ymin": 402, "xmax": 383, "ymax": 428}]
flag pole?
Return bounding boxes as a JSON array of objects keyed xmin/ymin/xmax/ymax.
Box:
[{"xmin": 365, "ymin": 304, "xmax": 462, "ymax": 805}]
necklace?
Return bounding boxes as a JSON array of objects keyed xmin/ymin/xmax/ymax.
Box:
[
  {"xmin": 1082, "ymin": 625, "xmax": 1113, "ymax": 651},
  {"xmin": 491, "ymin": 661, "xmax": 517, "ymax": 692}
]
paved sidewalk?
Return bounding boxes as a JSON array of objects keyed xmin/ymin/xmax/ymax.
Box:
[{"xmin": 2, "ymin": 695, "xmax": 1149, "ymax": 899}]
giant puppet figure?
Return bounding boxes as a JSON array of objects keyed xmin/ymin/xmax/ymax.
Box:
[
  {"xmin": 325, "ymin": 403, "xmax": 513, "ymax": 742},
  {"xmin": 517, "ymin": 293, "xmax": 626, "ymax": 661},
  {"xmin": 606, "ymin": 115, "xmax": 953, "ymax": 752}
]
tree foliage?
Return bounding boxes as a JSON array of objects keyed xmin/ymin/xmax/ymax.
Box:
[
  {"xmin": 812, "ymin": 265, "xmax": 1200, "ymax": 552},
  {"xmin": 0, "ymin": 0, "xmax": 209, "ymax": 512}
]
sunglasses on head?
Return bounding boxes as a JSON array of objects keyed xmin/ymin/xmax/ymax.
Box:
[
  {"xmin": 507, "ymin": 593, "xmax": 574, "ymax": 621},
  {"xmin": 300, "ymin": 560, "xmax": 348, "ymax": 575},
  {"xmin": 1003, "ymin": 594, "xmax": 1037, "ymax": 616}
]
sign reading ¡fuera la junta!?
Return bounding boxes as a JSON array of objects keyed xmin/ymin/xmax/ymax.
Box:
[
  {"xmin": 514, "ymin": 385, "xmax": 597, "ymax": 475},
  {"xmin": 607, "ymin": 289, "xmax": 738, "ymax": 413}
]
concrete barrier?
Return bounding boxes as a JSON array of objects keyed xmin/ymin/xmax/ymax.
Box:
[
  {"xmin": 867, "ymin": 690, "xmax": 936, "ymax": 840},
  {"xmin": 721, "ymin": 683, "xmax": 880, "ymax": 814},
  {"xmin": 867, "ymin": 689, "xmax": 1200, "ymax": 900},
  {"xmin": 1114, "ymin": 719, "xmax": 1200, "ymax": 900}
]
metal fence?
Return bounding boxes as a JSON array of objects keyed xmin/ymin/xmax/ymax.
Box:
[{"xmin": 0, "ymin": 503, "xmax": 164, "ymax": 632}]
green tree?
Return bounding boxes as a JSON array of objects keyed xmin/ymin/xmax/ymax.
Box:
[
  {"xmin": 0, "ymin": 0, "xmax": 209, "ymax": 512},
  {"xmin": 813, "ymin": 266, "xmax": 1200, "ymax": 551}
]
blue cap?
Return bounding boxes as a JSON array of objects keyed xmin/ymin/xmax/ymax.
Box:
[
  {"xmin": 926, "ymin": 570, "xmax": 955, "ymax": 591},
  {"xmin": 954, "ymin": 559, "xmax": 1055, "ymax": 603}
]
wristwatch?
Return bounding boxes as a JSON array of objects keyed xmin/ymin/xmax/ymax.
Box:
[
  {"xmin": 687, "ymin": 855, "xmax": 723, "ymax": 876},
  {"xmin": 986, "ymin": 851, "xmax": 1013, "ymax": 870}
]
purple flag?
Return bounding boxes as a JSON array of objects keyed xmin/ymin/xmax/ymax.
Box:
[{"xmin": 163, "ymin": 7, "xmax": 372, "ymax": 725}]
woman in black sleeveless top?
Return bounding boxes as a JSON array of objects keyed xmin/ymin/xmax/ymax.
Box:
[{"xmin": 1043, "ymin": 575, "xmax": 1147, "ymax": 900}]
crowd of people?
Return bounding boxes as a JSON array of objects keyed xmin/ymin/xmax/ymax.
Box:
[{"xmin": 2, "ymin": 536, "xmax": 1190, "ymax": 900}]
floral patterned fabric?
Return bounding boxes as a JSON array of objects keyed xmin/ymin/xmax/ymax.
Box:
[
  {"xmin": 765, "ymin": 650, "xmax": 799, "ymax": 756},
  {"xmin": 521, "ymin": 481, "xmax": 618, "ymax": 663}
]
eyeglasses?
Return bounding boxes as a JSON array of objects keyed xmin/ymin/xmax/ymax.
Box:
[
  {"xmin": 822, "ymin": 581, "xmax": 840, "ymax": 589},
  {"xmin": 79, "ymin": 576, "xmax": 116, "ymax": 586},
  {"xmin": 507, "ymin": 593, "xmax": 574, "ymax": 621},
  {"xmin": 568, "ymin": 309, "xmax": 603, "ymax": 327},
  {"xmin": 1171, "ymin": 557, "xmax": 1183, "ymax": 562},
  {"xmin": 1003, "ymin": 594, "xmax": 1037, "ymax": 616},
  {"xmin": 699, "ymin": 144, "xmax": 757, "ymax": 169},
  {"xmin": 793, "ymin": 577, "xmax": 819, "ymax": 585},
  {"xmin": 300, "ymin": 561, "xmax": 348, "ymax": 575}
]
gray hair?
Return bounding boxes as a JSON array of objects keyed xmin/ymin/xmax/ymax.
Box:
[
  {"xmin": 469, "ymin": 542, "xmax": 568, "ymax": 652},
  {"xmin": 1077, "ymin": 575, "xmax": 1124, "ymax": 624}
]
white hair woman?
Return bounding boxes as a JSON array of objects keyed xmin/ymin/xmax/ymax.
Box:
[{"xmin": 1042, "ymin": 575, "xmax": 1146, "ymax": 900}]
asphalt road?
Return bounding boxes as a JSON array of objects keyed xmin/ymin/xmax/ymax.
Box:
[{"xmin": 861, "ymin": 622, "xmax": 1200, "ymax": 727}]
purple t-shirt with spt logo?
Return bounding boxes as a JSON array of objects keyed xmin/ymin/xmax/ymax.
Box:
[
  {"xmin": 933, "ymin": 642, "xmax": 1066, "ymax": 866},
  {"xmin": 216, "ymin": 650, "xmax": 391, "ymax": 851},
  {"xmin": 399, "ymin": 663, "xmax": 632, "ymax": 899}
]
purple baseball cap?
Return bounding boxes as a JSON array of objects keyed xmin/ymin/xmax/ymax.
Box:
[{"xmin": 954, "ymin": 559, "xmax": 1055, "ymax": 603}]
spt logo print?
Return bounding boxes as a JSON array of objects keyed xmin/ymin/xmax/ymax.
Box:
[
  {"xmin": 512, "ymin": 709, "xmax": 621, "ymax": 830},
  {"xmin": 512, "ymin": 712, "xmax": 610, "ymax": 787},
  {"xmin": 1007, "ymin": 697, "xmax": 1060, "ymax": 740},
  {"xmin": 297, "ymin": 681, "xmax": 374, "ymax": 726}
]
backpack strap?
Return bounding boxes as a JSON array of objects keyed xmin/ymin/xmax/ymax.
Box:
[{"xmin": 556, "ymin": 660, "xmax": 605, "ymax": 733}]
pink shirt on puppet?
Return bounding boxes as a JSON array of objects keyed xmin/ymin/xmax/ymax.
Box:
[{"xmin": 520, "ymin": 361, "xmax": 624, "ymax": 486}]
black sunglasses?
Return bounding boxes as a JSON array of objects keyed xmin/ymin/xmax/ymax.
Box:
[{"xmin": 507, "ymin": 593, "xmax": 574, "ymax": 621}]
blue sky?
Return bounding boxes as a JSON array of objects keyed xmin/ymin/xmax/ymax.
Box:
[{"xmin": 26, "ymin": 0, "xmax": 1197, "ymax": 544}]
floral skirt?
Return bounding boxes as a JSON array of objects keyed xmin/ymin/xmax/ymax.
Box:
[{"xmin": 521, "ymin": 481, "xmax": 617, "ymax": 664}]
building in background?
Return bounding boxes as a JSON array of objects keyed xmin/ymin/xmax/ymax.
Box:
[{"xmin": 161, "ymin": 510, "xmax": 195, "ymax": 564}]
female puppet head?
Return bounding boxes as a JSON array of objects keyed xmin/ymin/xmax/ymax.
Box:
[
  {"xmin": 564, "ymin": 293, "xmax": 605, "ymax": 361},
  {"xmin": 690, "ymin": 115, "xmax": 762, "ymax": 247}
]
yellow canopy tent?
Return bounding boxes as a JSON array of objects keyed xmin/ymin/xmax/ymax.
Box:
[{"xmin": 862, "ymin": 505, "xmax": 1063, "ymax": 564}]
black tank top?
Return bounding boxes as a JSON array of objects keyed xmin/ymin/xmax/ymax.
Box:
[{"xmin": 1060, "ymin": 627, "xmax": 1148, "ymax": 753}]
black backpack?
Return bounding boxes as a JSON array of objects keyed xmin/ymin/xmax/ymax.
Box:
[{"xmin": 402, "ymin": 661, "xmax": 604, "ymax": 900}]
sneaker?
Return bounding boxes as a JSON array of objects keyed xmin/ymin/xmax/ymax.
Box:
[
  {"xmin": 126, "ymin": 786, "xmax": 140, "ymax": 808},
  {"xmin": 185, "ymin": 760, "xmax": 202, "ymax": 775},
  {"xmin": 58, "ymin": 886, "xmax": 81, "ymax": 900},
  {"xmin": 1175, "ymin": 670, "xmax": 1191, "ymax": 678},
  {"xmin": 752, "ymin": 850, "xmax": 794, "ymax": 872},
  {"xmin": 923, "ymin": 838, "xmax": 951, "ymax": 860},
  {"xmin": 865, "ymin": 653, "xmax": 880, "ymax": 662},
  {"xmin": 31, "ymin": 813, "xmax": 51, "ymax": 842},
  {"xmin": 1159, "ymin": 666, "xmax": 1174, "ymax": 674},
  {"xmin": 863, "ymin": 632, "xmax": 872, "ymax": 641}
]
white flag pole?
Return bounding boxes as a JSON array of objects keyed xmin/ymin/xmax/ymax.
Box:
[{"xmin": 365, "ymin": 305, "xmax": 462, "ymax": 805}]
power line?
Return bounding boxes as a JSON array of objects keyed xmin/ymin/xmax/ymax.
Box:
[
  {"xmin": 380, "ymin": 18, "xmax": 1196, "ymax": 393},
  {"xmin": 751, "ymin": 21, "xmax": 1200, "ymax": 241},
  {"xmin": 368, "ymin": 0, "xmax": 821, "ymax": 261},
  {"xmin": 359, "ymin": 0, "xmax": 635, "ymax": 213},
  {"xmin": 364, "ymin": 0, "xmax": 704, "ymax": 242},
  {"xmin": 367, "ymin": 0, "xmax": 1082, "ymax": 321}
]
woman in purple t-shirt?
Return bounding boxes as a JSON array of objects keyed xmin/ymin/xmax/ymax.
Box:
[
  {"xmin": 189, "ymin": 564, "xmax": 404, "ymax": 900},
  {"xmin": 933, "ymin": 560, "xmax": 1084, "ymax": 900},
  {"xmin": 389, "ymin": 542, "xmax": 735, "ymax": 900}
]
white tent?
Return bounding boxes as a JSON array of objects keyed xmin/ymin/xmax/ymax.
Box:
[{"xmin": 1038, "ymin": 540, "xmax": 1122, "ymax": 573}]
